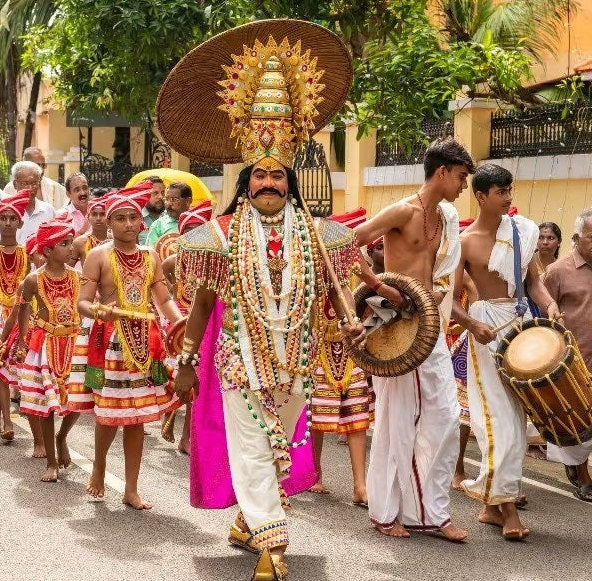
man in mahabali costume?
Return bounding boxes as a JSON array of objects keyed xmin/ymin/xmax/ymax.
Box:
[{"xmin": 157, "ymin": 20, "xmax": 364, "ymax": 580}]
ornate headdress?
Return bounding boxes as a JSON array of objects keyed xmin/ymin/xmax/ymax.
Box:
[
  {"xmin": 217, "ymin": 38, "xmax": 324, "ymax": 167},
  {"xmin": 156, "ymin": 20, "xmax": 353, "ymax": 167}
]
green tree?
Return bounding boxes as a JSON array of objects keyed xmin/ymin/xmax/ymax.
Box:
[
  {"xmin": 23, "ymin": 0, "xmax": 207, "ymax": 125},
  {"xmin": 0, "ymin": 0, "xmax": 57, "ymax": 176},
  {"xmin": 435, "ymin": 0, "xmax": 574, "ymax": 63}
]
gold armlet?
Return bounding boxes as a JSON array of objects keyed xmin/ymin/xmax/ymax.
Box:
[{"xmin": 81, "ymin": 275, "xmax": 99, "ymax": 286}]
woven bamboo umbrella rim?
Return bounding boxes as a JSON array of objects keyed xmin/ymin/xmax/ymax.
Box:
[
  {"xmin": 349, "ymin": 272, "xmax": 440, "ymax": 377},
  {"xmin": 156, "ymin": 19, "xmax": 353, "ymax": 163}
]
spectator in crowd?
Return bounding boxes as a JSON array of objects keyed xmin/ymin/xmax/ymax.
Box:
[
  {"xmin": 139, "ymin": 176, "xmax": 165, "ymax": 245},
  {"xmin": 146, "ymin": 181, "xmax": 192, "ymax": 247},
  {"xmin": 534, "ymin": 221, "xmax": 562, "ymax": 276},
  {"xmin": 64, "ymin": 172, "xmax": 91, "ymax": 234},
  {"xmin": 3, "ymin": 147, "xmax": 67, "ymax": 208},
  {"xmin": 10, "ymin": 161, "xmax": 55, "ymax": 245}
]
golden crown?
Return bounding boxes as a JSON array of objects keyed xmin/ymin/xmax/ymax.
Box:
[{"xmin": 217, "ymin": 37, "xmax": 325, "ymax": 168}]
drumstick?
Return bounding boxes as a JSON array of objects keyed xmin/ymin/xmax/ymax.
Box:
[
  {"xmin": 299, "ymin": 201, "xmax": 356, "ymax": 326},
  {"xmin": 492, "ymin": 316, "xmax": 520, "ymax": 334}
]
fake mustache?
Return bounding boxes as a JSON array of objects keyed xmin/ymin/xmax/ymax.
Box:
[{"xmin": 252, "ymin": 187, "xmax": 286, "ymax": 199}]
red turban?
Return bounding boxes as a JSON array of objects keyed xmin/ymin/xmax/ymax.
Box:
[
  {"xmin": 0, "ymin": 190, "xmax": 30, "ymax": 219},
  {"xmin": 367, "ymin": 237, "xmax": 384, "ymax": 251},
  {"xmin": 87, "ymin": 193, "xmax": 114, "ymax": 215},
  {"xmin": 25, "ymin": 233, "xmax": 38, "ymax": 255},
  {"xmin": 327, "ymin": 207, "xmax": 367, "ymax": 229},
  {"xmin": 36, "ymin": 219, "xmax": 75, "ymax": 255},
  {"xmin": 106, "ymin": 182, "xmax": 153, "ymax": 220},
  {"xmin": 459, "ymin": 217, "xmax": 475, "ymax": 232},
  {"xmin": 178, "ymin": 200, "xmax": 213, "ymax": 234}
]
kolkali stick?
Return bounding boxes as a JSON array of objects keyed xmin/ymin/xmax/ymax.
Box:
[{"xmin": 91, "ymin": 303, "xmax": 156, "ymax": 321}]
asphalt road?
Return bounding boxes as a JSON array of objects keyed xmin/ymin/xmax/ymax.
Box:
[{"xmin": 1, "ymin": 407, "xmax": 591, "ymax": 581}]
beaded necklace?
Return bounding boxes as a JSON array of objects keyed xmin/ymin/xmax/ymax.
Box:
[
  {"xmin": 228, "ymin": 201, "xmax": 327, "ymax": 448},
  {"xmin": 417, "ymin": 193, "xmax": 441, "ymax": 242},
  {"xmin": 37, "ymin": 268, "xmax": 80, "ymax": 397},
  {"xmin": 84, "ymin": 233, "xmax": 108, "ymax": 257},
  {"xmin": 109, "ymin": 247, "xmax": 155, "ymax": 373},
  {"xmin": 0, "ymin": 246, "xmax": 27, "ymax": 313}
]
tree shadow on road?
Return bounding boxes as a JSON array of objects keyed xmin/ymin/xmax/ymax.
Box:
[
  {"xmin": 69, "ymin": 502, "xmax": 218, "ymax": 562},
  {"xmin": 192, "ymin": 553, "xmax": 328, "ymax": 581}
]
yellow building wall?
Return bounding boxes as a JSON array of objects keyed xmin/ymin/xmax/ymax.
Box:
[
  {"xmin": 531, "ymin": 0, "xmax": 592, "ymax": 84},
  {"xmin": 359, "ymin": 178, "xmax": 592, "ymax": 258},
  {"xmin": 360, "ymin": 184, "xmax": 422, "ymax": 217}
]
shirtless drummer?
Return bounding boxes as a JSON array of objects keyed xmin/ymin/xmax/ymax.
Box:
[
  {"xmin": 451, "ymin": 163, "xmax": 560, "ymax": 540},
  {"xmin": 355, "ymin": 137, "xmax": 474, "ymax": 541}
]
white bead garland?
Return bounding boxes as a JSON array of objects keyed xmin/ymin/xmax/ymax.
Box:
[{"xmin": 227, "ymin": 200, "xmax": 316, "ymax": 448}]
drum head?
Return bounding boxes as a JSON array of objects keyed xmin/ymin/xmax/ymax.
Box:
[
  {"xmin": 165, "ymin": 316, "xmax": 187, "ymax": 357},
  {"xmin": 350, "ymin": 272, "xmax": 440, "ymax": 377},
  {"xmin": 504, "ymin": 326, "xmax": 566, "ymax": 380},
  {"xmin": 155, "ymin": 232, "xmax": 179, "ymax": 261}
]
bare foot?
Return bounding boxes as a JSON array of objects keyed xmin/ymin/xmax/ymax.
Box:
[
  {"xmin": 32, "ymin": 442, "xmax": 46, "ymax": 458},
  {"xmin": 502, "ymin": 510, "xmax": 526, "ymax": 541},
  {"xmin": 56, "ymin": 433, "xmax": 71, "ymax": 468},
  {"xmin": 438, "ymin": 522, "xmax": 468, "ymax": 542},
  {"xmin": 86, "ymin": 467, "xmax": 105, "ymax": 500},
  {"xmin": 478, "ymin": 505, "xmax": 504, "ymax": 527},
  {"xmin": 374, "ymin": 521, "xmax": 410, "ymax": 538},
  {"xmin": 122, "ymin": 491, "xmax": 153, "ymax": 510},
  {"xmin": 352, "ymin": 485, "xmax": 368, "ymax": 507},
  {"xmin": 525, "ymin": 445, "xmax": 546, "ymax": 461},
  {"xmin": 1, "ymin": 417, "xmax": 14, "ymax": 441},
  {"xmin": 452, "ymin": 472, "xmax": 466, "ymax": 490},
  {"xmin": 161, "ymin": 412, "xmax": 175, "ymax": 443},
  {"xmin": 177, "ymin": 437, "xmax": 190, "ymax": 455},
  {"xmin": 41, "ymin": 465, "xmax": 58, "ymax": 482},
  {"xmin": 309, "ymin": 482, "xmax": 329, "ymax": 494}
]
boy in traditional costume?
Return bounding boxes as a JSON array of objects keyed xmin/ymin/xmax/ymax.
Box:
[
  {"xmin": 355, "ymin": 138, "xmax": 475, "ymax": 542},
  {"xmin": 451, "ymin": 163, "xmax": 560, "ymax": 540},
  {"xmin": 160, "ymin": 200, "xmax": 213, "ymax": 452},
  {"xmin": 158, "ymin": 20, "xmax": 364, "ymax": 580},
  {"xmin": 17, "ymin": 218, "xmax": 80, "ymax": 481},
  {"xmin": 70, "ymin": 195, "xmax": 111, "ymax": 267},
  {"xmin": 0, "ymin": 191, "xmax": 30, "ymax": 442},
  {"xmin": 68, "ymin": 183, "xmax": 182, "ymax": 509},
  {"xmin": 309, "ymin": 208, "xmax": 371, "ymax": 506}
]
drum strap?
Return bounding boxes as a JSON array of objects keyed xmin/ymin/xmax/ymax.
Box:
[{"xmin": 510, "ymin": 217, "xmax": 528, "ymax": 317}]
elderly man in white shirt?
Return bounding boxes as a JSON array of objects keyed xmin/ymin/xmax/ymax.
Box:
[
  {"xmin": 10, "ymin": 161, "xmax": 56, "ymax": 245},
  {"xmin": 3, "ymin": 147, "xmax": 67, "ymax": 208}
]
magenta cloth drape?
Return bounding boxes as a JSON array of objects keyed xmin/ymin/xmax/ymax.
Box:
[{"xmin": 189, "ymin": 299, "xmax": 318, "ymax": 508}]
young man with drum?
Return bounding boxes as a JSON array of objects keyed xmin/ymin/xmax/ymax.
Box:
[
  {"xmin": 355, "ymin": 137, "xmax": 474, "ymax": 542},
  {"xmin": 544, "ymin": 208, "xmax": 592, "ymax": 502},
  {"xmin": 451, "ymin": 163, "xmax": 561, "ymax": 540}
]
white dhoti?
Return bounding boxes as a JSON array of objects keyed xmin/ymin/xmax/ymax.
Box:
[
  {"xmin": 462, "ymin": 299, "xmax": 528, "ymax": 504},
  {"xmin": 223, "ymin": 388, "xmax": 303, "ymax": 549},
  {"xmin": 367, "ymin": 333, "xmax": 460, "ymax": 530},
  {"xmin": 547, "ymin": 440, "xmax": 592, "ymax": 466}
]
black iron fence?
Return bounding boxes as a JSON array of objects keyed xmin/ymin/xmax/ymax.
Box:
[
  {"xmin": 294, "ymin": 139, "xmax": 333, "ymax": 216},
  {"xmin": 79, "ymin": 137, "xmax": 171, "ymax": 189},
  {"xmin": 375, "ymin": 119, "xmax": 454, "ymax": 166},
  {"xmin": 490, "ymin": 104, "xmax": 592, "ymax": 158}
]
